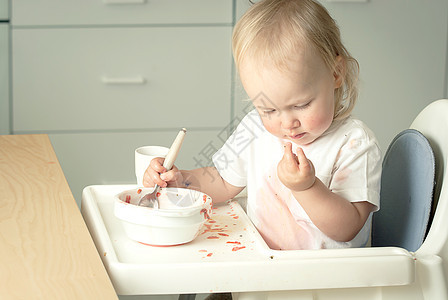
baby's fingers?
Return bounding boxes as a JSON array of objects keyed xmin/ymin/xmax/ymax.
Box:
[
  {"xmin": 283, "ymin": 143, "xmax": 299, "ymax": 166},
  {"xmin": 150, "ymin": 157, "xmax": 167, "ymax": 174},
  {"xmin": 296, "ymin": 147, "xmax": 308, "ymax": 166},
  {"xmin": 160, "ymin": 165, "xmax": 180, "ymax": 181},
  {"xmin": 142, "ymin": 157, "xmax": 166, "ymax": 187},
  {"xmin": 296, "ymin": 147, "xmax": 315, "ymax": 175},
  {"xmin": 143, "ymin": 167, "xmax": 165, "ymax": 187}
]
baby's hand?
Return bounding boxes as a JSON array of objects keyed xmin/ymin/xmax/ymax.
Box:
[
  {"xmin": 277, "ymin": 143, "xmax": 315, "ymax": 191},
  {"xmin": 142, "ymin": 157, "xmax": 183, "ymax": 188}
]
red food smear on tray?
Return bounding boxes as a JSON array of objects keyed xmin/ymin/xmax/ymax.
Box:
[
  {"xmin": 226, "ymin": 241, "xmax": 241, "ymax": 245},
  {"xmin": 232, "ymin": 246, "xmax": 246, "ymax": 251}
]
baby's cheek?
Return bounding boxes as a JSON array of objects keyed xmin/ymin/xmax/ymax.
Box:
[
  {"xmin": 260, "ymin": 119, "xmax": 278, "ymax": 136},
  {"xmin": 307, "ymin": 114, "xmax": 333, "ymax": 133}
]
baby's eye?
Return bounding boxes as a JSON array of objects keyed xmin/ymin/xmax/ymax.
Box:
[
  {"xmin": 262, "ymin": 109, "xmax": 276, "ymax": 115},
  {"xmin": 294, "ymin": 101, "xmax": 312, "ymax": 110}
]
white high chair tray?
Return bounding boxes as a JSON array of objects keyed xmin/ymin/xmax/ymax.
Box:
[{"xmin": 81, "ymin": 185, "xmax": 416, "ymax": 295}]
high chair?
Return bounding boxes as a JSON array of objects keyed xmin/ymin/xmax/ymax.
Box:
[{"xmin": 81, "ymin": 100, "xmax": 448, "ymax": 300}]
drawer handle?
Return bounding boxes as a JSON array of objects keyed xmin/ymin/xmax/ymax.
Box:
[
  {"xmin": 101, "ymin": 76, "xmax": 147, "ymax": 85},
  {"xmin": 103, "ymin": 0, "xmax": 146, "ymax": 4}
]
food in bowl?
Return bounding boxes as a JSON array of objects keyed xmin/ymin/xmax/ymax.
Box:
[{"xmin": 114, "ymin": 187, "xmax": 212, "ymax": 246}]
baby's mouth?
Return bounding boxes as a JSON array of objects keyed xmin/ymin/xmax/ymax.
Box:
[{"xmin": 288, "ymin": 132, "xmax": 306, "ymax": 140}]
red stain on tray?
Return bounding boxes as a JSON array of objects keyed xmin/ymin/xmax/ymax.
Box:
[
  {"xmin": 199, "ymin": 250, "xmax": 214, "ymax": 258},
  {"xmin": 226, "ymin": 241, "xmax": 241, "ymax": 245},
  {"xmin": 218, "ymin": 233, "xmax": 229, "ymax": 237},
  {"xmin": 232, "ymin": 246, "xmax": 246, "ymax": 251},
  {"xmin": 207, "ymin": 236, "xmax": 219, "ymax": 239},
  {"xmin": 125, "ymin": 195, "xmax": 131, "ymax": 203}
]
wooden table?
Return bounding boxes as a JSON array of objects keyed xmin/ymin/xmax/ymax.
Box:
[{"xmin": 0, "ymin": 134, "xmax": 117, "ymax": 299}]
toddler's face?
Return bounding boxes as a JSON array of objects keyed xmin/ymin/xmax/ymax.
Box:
[{"xmin": 239, "ymin": 50, "xmax": 341, "ymax": 146}]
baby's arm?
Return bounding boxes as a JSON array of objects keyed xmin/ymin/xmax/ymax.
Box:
[
  {"xmin": 277, "ymin": 143, "xmax": 376, "ymax": 242},
  {"xmin": 143, "ymin": 157, "xmax": 244, "ymax": 203}
]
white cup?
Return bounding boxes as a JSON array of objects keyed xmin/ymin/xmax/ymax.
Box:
[{"xmin": 135, "ymin": 146, "xmax": 169, "ymax": 186}]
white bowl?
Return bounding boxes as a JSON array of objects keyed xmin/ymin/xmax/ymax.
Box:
[{"xmin": 114, "ymin": 187, "xmax": 212, "ymax": 246}]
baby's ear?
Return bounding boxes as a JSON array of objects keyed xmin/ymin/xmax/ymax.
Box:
[{"xmin": 333, "ymin": 55, "xmax": 345, "ymax": 89}]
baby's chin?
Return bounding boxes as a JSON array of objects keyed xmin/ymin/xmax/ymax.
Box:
[
  {"xmin": 280, "ymin": 138, "xmax": 311, "ymax": 148},
  {"xmin": 286, "ymin": 134, "xmax": 317, "ymax": 146}
]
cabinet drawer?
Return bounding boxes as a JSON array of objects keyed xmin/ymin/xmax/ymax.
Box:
[
  {"xmin": 50, "ymin": 129, "xmax": 225, "ymax": 206},
  {"xmin": 0, "ymin": 0, "xmax": 8, "ymax": 21},
  {"xmin": 12, "ymin": 0, "xmax": 232, "ymax": 26},
  {"xmin": 13, "ymin": 27, "xmax": 232, "ymax": 132}
]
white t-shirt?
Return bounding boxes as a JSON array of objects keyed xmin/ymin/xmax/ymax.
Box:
[{"xmin": 212, "ymin": 109, "xmax": 382, "ymax": 250}]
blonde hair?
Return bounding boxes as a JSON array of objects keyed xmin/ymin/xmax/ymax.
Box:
[{"xmin": 232, "ymin": 0, "xmax": 359, "ymax": 121}]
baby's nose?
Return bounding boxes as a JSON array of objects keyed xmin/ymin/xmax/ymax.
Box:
[{"xmin": 281, "ymin": 113, "xmax": 300, "ymax": 129}]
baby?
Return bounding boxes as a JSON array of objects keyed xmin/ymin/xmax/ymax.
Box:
[{"xmin": 144, "ymin": 0, "xmax": 381, "ymax": 250}]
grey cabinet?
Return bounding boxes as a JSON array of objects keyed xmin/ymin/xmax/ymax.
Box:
[
  {"xmin": 12, "ymin": 27, "xmax": 232, "ymax": 132},
  {"xmin": 11, "ymin": 1, "xmax": 233, "ymax": 205}
]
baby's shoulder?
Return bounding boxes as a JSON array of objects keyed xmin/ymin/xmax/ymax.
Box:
[
  {"xmin": 334, "ymin": 117, "xmax": 377, "ymax": 142},
  {"xmin": 237, "ymin": 109, "xmax": 265, "ymax": 133}
]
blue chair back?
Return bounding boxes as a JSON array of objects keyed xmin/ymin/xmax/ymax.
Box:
[{"xmin": 372, "ymin": 129, "xmax": 435, "ymax": 252}]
